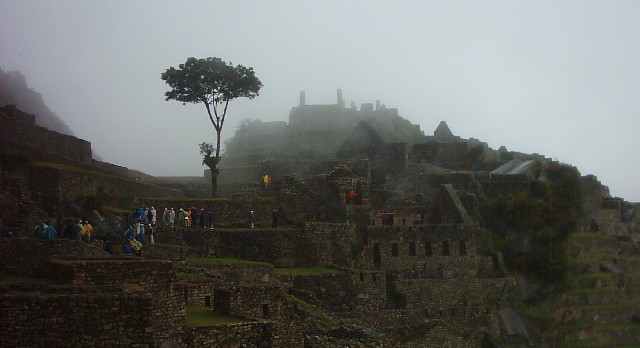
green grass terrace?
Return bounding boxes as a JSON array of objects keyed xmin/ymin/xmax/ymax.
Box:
[
  {"xmin": 274, "ymin": 266, "xmax": 345, "ymax": 275},
  {"xmin": 186, "ymin": 305, "xmax": 249, "ymax": 327},
  {"xmin": 185, "ymin": 256, "xmax": 272, "ymax": 267}
]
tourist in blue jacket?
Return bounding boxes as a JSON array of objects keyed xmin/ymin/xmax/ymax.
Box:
[
  {"xmin": 124, "ymin": 224, "xmax": 136, "ymax": 240},
  {"xmin": 43, "ymin": 220, "xmax": 57, "ymax": 240}
]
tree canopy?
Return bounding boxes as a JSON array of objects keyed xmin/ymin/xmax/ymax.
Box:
[{"xmin": 161, "ymin": 57, "xmax": 262, "ymax": 158}]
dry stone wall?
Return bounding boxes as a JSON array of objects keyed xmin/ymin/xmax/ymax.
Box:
[
  {"xmin": 28, "ymin": 165, "xmax": 182, "ymax": 216},
  {"xmin": 182, "ymin": 278, "xmax": 225, "ymax": 307},
  {"xmin": 0, "ymin": 291, "xmax": 155, "ymax": 347},
  {"xmin": 180, "ymin": 263, "xmax": 273, "ymax": 285},
  {"xmin": 170, "ymin": 223, "xmax": 357, "ymax": 268},
  {"xmin": 0, "ymin": 238, "xmax": 108, "ymax": 277},
  {"xmin": 277, "ymin": 273, "xmax": 358, "ymax": 313},
  {"xmin": 49, "ymin": 258, "xmax": 187, "ymax": 346},
  {"xmin": 0, "ymin": 108, "xmax": 92, "ymax": 165},
  {"xmin": 186, "ymin": 322, "xmax": 272, "ymax": 347}
]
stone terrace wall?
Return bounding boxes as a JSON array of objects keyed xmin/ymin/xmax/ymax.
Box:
[
  {"xmin": 186, "ymin": 322, "xmax": 273, "ymax": 347},
  {"xmin": 350, "ymin": 275, "xmax": 515, "ymax": 331},
  {"xmin": 480, "ymin": 174, "xmax": 532, "ymax": 199},
  {"xmin": 198, "ymin": 223, "xmax": 356, "ymax": 268},
  {"xmin": 29, "ymin": 165, "xmax": 182, "ymax": 215},
  {"xmin": 408, "ymin": 325, "xmax": 479, "ymax": 348},
  {"xmin": 0, "ymin": 107, "xmax": 160, "ymax": 181},
  {"xmin": 56, "ymin": 169, "xmax": 182, "ymax": 204},
  {"xmin": 277, "ymin": 273, "xmax": 359, "ymax": 313},
  {"xmin": 409, "ymin": 141, "xmax": 482, "ymax": 171},
  {"xmin": 211, "ymin": 229, "xmax": 306, "ymax": 267},
  {"xmin": 0, "ymin": 291, "xmax": 155, "ymax": 347},
  {"xmin": 394, "ymin": 277, "xmax": 512, "ymax": 326},
  {"xmin": 304, "ymin": 222, "xmax": 357, "ymax": 267},
  {"xmin": 180, "ymin": 263, "xmax": 273, "ymax": 285},
  {"xmin": 0, "ymin": 237, "xmax": 109, "ymax": 277},
  {"xmin": 91, "ymin": 159, "xmax": 130, "ymax": 178},
  {"xmin": 50, "ymin": 258, "xmax": 186, "ymax": 346},
  {"xmin": 0, "ymin": 108, "xmax": 92, "ymax": 165},
  {"xmin": 144, "ymin": 243, "xmax": 187, "ymax": 261}
]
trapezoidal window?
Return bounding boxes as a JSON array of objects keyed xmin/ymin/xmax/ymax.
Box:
[
  {"xmin": 392, "ymin": 243, "xmax": 399, "ymax": 257},
  {"xmin": 262, "ymin": 304, "xmax": 270, "ymax": 317},
  {"xmin": 459, "ymin": 241, "xmax": 467, "ymax": 255},
  {"xmin": 425, "ymin": 241, "xmax": 433, "ymax": 256},
  {"xmin": 373, "ymin": 243, "xmax": 381, "ymax": 268},
  {"xmin": 409, "ymin": 242, "xmax": 416, "ymax": 256},
  {"xmin": 381, "ymin": 214, "xmax": 394, "ymax": 226},
  {"xmin": 442, "ymin": 241, "xmax": 450, "ymax": 256}
]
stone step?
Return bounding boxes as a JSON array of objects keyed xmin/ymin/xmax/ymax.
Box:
[
  {"xmin": 577, "ymin": 304, "xmax": 640, "ymax": 324},
  {"xmin": 571, "ymin": 273, "xmax": 625, "ymax": 290},
  {"xmin": 560, "ymin": 323, "xmax": 640, "ymax": 346},
  {"xmin": 570, "ymin": 256, "xmax": 640, "ymax": 275},
  {"xmin": 576, "ymin": 274, "xmax": 640, "ymax": 292},
  {"xmin": 564, "ymin": 290, "xmax": 639, "ymax": 309},
  {"xmin": 569, "ymin": 259, "xmax": 600, "ymax": 274},
  {"xmin": 563, "ymin": 289, "xmax": 626, "ymax": 306}
]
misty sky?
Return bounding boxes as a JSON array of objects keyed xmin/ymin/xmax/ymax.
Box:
[{"xmin": 1, "ymin": 1, "xmax": 639, "ymax": 201}]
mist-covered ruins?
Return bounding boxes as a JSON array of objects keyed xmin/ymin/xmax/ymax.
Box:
[{"xmin": 1, "ymin": 89, "xmax": 640, "ymax": 347}]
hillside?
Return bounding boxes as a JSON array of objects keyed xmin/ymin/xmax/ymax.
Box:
[{"xmin": 0, "ymin": 68, "xmax": 74, "ymax": 136}]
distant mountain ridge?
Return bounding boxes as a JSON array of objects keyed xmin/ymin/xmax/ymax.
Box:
[{"xmin": 0, "ymin": 68, "xmax": 74, "ymax": 136}]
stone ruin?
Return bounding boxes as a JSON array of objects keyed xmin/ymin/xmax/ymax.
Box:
[{"xmin": 1, "ymin": 92, "xmax": 640, "ymax": 346}]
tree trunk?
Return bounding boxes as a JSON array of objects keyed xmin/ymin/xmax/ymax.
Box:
[{"xmin": 203, "ymin": 155, "xmax": 221, "ymax": 197}]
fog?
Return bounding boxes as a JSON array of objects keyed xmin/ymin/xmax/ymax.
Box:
[{"xmin": 1, "ymin": 1, "xmax": 639, "ymax": 201}]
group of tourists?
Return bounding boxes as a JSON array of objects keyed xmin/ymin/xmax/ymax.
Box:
[
  {"xmin": 174, "ymin": 207, "xmax": 214, "ymax": 228},
  {"xmin": 133, "ymin": 207, "xmax": 157, "ymax": 227},
  {"xmin": 133, "ymin": 206, "xmax": 216, "ymax": 228},
  {"xmin": 33, "ymin": 219, "xmax": 94, "ymax": 241},
  {"xmin": 33, "ymin": 220, "xmax": 58, "ymax": 240}
]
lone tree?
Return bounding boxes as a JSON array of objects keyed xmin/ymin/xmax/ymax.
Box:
[{"xmin": 161, "ymin": 57, "xmax": 262, "ymax": 196}]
